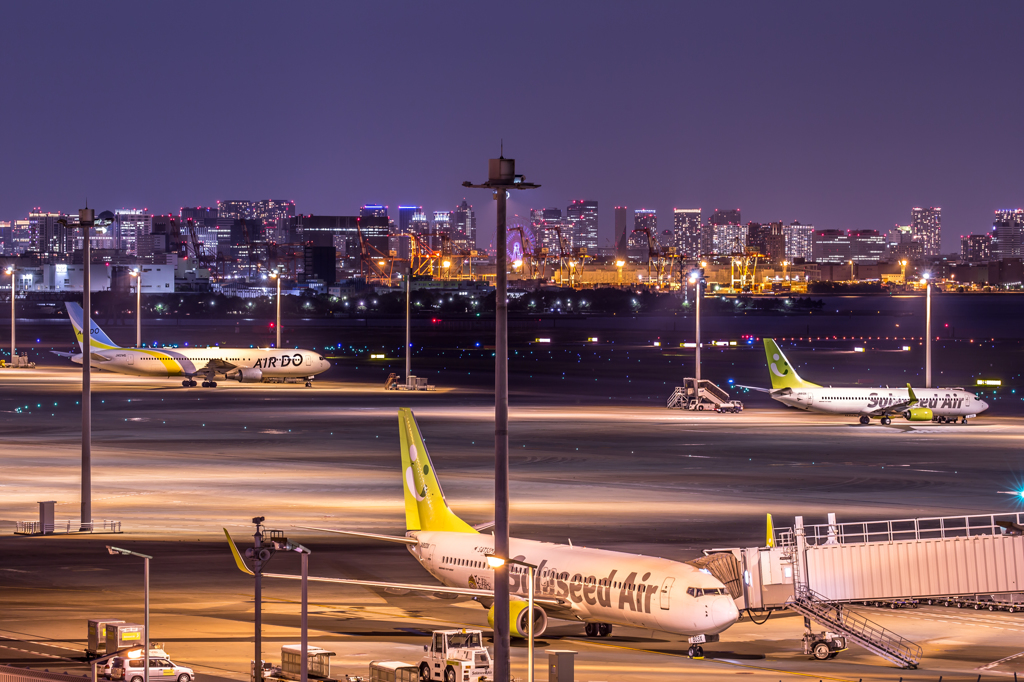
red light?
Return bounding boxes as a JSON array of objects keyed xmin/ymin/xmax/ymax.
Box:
[{"xmin": 270, "ymin": 323, "xmax": 275, "ymax": 328}]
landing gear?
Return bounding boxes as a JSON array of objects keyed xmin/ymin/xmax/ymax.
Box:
[
  {"xmin": 201, "ymin": 381, "xmax": 209, "ymax": 388},
  {"xmin": 686, "ymin": 644, "xmax": 704, "ymax": 659},
  {"xmin": 584, "ymin": 623, "xmax": 598, "ymax": 637},
  {"xmin": 305, "ymin": 381, "xmax": 312, "ymax": 388},
  {"xmin": 182, "ymin": 380, "xmax": 190, "ymax": 387},
  {"xmin": 859, "ymin": 415, "xmax": 870, "ymax": 425},
  {"xmin": 201, "ymin": 380, "xmax": 218, "ymax": 388},
  {"xmin": 598, "ymin": 623, "xmax": 612, "ymax": 637},
  {"xmin": 881, "ymin": 416, "xmax": 891, "ymax": 425}
]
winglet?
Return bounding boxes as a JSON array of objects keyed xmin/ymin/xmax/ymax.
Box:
[
  {"xmin": 224, "ymin": 528, "xmax": 254, "ymax": 575},
  {"xmin": 766, "ymin": 513, "xmax": 775, "ymax": 548},
  {"xmin": 906, "ymin": 383, "xmax": 918, "ymax": 404}
]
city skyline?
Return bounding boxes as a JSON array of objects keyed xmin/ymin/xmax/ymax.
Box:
[{"xmin": 1, "ymin": 2, "xmax": 1021, "ymax": 254}]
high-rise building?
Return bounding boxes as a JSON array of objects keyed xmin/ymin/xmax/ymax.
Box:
[
  {"xmin": 961, "ymin": 233, "xmax": 992, "ymax": 262},
  {"xmin": 179, "ymin": 207, "xmax": 220, "ymax": 256},
  {"xmin": 746, "ymin": 222, "xmax": 785, "ymax": 262},
  {"xmin": 432, "ymin": 211, "xmax": 451, "ymax": 245},
  {"xmin": 849, "ymin": 230, "xmax": 886, "ymax": 264},
  {"xmin": 114, "ymin": 209, "xmax": 153, "ymax": 255},
  {"xmin": 911, "ymin": 207, "xmax": 941, "ymax": 257},
  {"xmin": 783, "ymin": 222, "xmax": 814, "ymax": 262},
  {"xmin": 357, "ymin": 205, "xmax": 389, "ymax": 255},
  {"xmin": 26, "ymin": 210, "xmax": 68, "ymax": 255},
  {"xmin": 673, "ymin": 208, "xmax": 702, "ymax": 257},
  {"xmin": 0, "ymin": 221, "xmax": 10, "ymax": 255},
  {"xmin": 10, "ymin": 220, "xmax": 32, "ymax": 255},
  {"xmin": 812, "ymin": 229, "xmax": 851, "ymax": 264},
  {"xmin": 566, "ymin": 200, "xmax": 598, "ymax": 252},
  {"xmin": 398, "ymin": 206, "xmax": 420, "ymax": 237},
  {"xmin": 254, "ymin": 200, "xmax": 295, "ymax": 242},
  {"xmin": 288, "ymin": 215, "xmax": 359, "ymax": 266},
  {"xmin": 360, "ymin": 204, "xmax": 388, "ymax": 219},
  {"xmin": 708, "ymin": 208, "xmax": 741, "ymax": 226},
  {"xmin": 532, "ymin": 208, "xmax": 564, "ymax": 252},
  {"xmin": 217, "ymin": 200, "xmax": 254, "ymax": 220},
  {"xmin": 630, "ymin": 209, "xmax": 657, "ymax": 249},
  {"xmin": 451, "ymin": 199, "xmax": 477, "ymax": 250},
  {"xmin": 992, "ymin": 209, "xmax": 1024, "ymax": 261}
]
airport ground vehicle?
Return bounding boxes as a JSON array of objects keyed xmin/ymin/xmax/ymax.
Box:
[
  {"xmin": 667, "ymin": 378, "xmax": 742, "ymax": 412},
  {"xmin": 418, "ymin": 630, "xmax": 492, "ymax": 682},
  {"xmin": 111, "ymin": 652, "xmax": 193, "ymax": 682},
  {"xmin": 369, "ymin": 660, "xmax": 416, "ymax": 682},
  {"xmin": 802, "ymin": 631, "xmax": 848, "ymax": 660}
]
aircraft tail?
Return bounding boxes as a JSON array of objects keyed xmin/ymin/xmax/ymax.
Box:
[
  {"xmin": 65, "ymin": 302, "xmax": 121, "ymax": 352},
  {"xmin": 763, "ymin": 338, "xmax": 820, "ymax": 390},
  {"xmin": 398, "ymin": 408, "xmax": 477, "ymax": 534}
]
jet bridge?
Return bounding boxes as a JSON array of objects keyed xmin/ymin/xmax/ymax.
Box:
[{"xmin": 701, "ymin": 511, "xmax": 1024, "ymax": 668}]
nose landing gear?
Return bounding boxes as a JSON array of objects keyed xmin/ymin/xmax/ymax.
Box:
[{"xmin": 686, "ymin": 644, "xmax": 704, "ymax": 659}]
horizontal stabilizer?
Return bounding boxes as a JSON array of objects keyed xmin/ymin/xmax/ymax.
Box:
[
  {"xmin": 294, "ymin": 525, "xmax": 419, "ymax": 545},
  {"xmin": 734, "ymin": 384, "xmax": 771, "ymax": 393},
  {"xmin": 472, "ymin": 521, "xmax": 495, "ymax": 532}
]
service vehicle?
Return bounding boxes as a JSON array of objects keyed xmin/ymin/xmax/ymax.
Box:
[
  {"xmin": 112, "ymin": 651, "xmax": 193, "ymax": 682},
  {"xmin": 419, "ymin": 630, "xmax": 492, "ymax": 682},
  {"xmin": 368, "ymin": 660, "xmax": 417, "ymax": 682},
  {"xmin": 802, "ymin": 631, "xmax": 848, "ymax": 660}
]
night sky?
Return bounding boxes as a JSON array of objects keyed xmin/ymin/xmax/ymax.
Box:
[{"xmin": 1, "ymin": 1, "xmax": 1021, "ymax": 251}]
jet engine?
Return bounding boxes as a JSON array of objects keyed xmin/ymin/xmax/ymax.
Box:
[
  {"xmin": 487, "ymin": 600, "xmax": 547, "ymax": 638},
  {"xmin": 903, "ymin": 407, "xmax": 933, "ymax": 421},
  {"xmin": 233, "ymin": 367, "xmax": 264, "ymax": 383}
]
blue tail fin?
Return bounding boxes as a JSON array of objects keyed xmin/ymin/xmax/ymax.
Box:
[{"xmin": 65, "ymin": 302, "xmax": 121, "ymax": 352}]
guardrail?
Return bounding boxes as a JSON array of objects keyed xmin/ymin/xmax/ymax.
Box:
[
  {"xmin": 14, "ymin": 520, "xmax": 122, "ymax": 535},
  {"xmin": 775, "ymin": 511, "xmax": 1024, "ymax": 547}
]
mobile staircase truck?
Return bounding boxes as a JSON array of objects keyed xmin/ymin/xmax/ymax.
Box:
[{"xmin": 667, "ymin": 378, "xmax": 742, "ymax": 412}]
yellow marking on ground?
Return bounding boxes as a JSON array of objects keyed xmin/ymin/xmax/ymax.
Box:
[{"xmin": 563, "ymin": 638, "xmax": 859, "ymax": 682}]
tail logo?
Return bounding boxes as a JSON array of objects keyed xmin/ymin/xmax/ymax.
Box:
[
  {"xmin": 406, "ymin": 467, "xmax": 426, "ymax": 501},
  {"xmin": 770, "ymin": 354, "xmax": 789, "ymax": 379}
]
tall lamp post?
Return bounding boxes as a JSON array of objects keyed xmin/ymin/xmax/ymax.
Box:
[
  {"xmin": 463, "ymin": 153, "xmax": 539, "ymax": 682},
  {"xmin": 79, "ymin": 209, "xmax": 94, "ymax": 530},
  {"xmin": 269, "ymin": 270, "xmax": 281, "ymax": 348},
  {"xmin": 486, "ymin": 554, "xmax": 537, "ymax": 682},
  {"xmin": 689, "ymin": 269, "xmax": 705, "ymax": 383},
  {"xmin": 5, "ymin": 266, "xmax": 14, "ymax": 365},
  {"xmin": 107, "ymin": 546, "xmax": 152, "ymax": 681},
  {"xmin": 923, "ymin": 272, "xmax": 931, "ymax": 388},
  {"xmin": 130, "ymin": 268, "xmax": 142, "ymax": 348}
]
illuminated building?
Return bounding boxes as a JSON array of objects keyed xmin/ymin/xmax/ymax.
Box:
[
  {"xmin": 27, "ymin": 210, "xmax": 68, "ymax": 255},
  {"xmin": 711, "ymin": 223, "xmax": 747, "ymax": 255},
  {"xmin": 746, "ymin": 222, "xmax": 785, "ymax": 262},
  {"xmin": 218, "ymin": 200, "xmax": 255, "ymax": 220},
  {"xmin": 708, "ymin": 208, "xmax": 741, "ymax": 226},
  {"xmin": 811, "ymin": 229, "xmax": 850, "ymax": 264},
  {"xmin": 783, "ymin": 222, "xmax": 814, "ymax": 262},
  {"xmin": 848, "ymin": 230, "xmax": 886, "ymax": 264},
  {"xmin": 992, "ymin": 209, "xmax": 1024, "ymax": 260},
  {"xmin": 114, "ymin": 209, "xmax": 153, "ymax": 255},
  {"xmin": 673, "ymin": 208, "xmax": 702, "ymax": 257},
  {"xmin": 532, "ymin": 208, "xmax": 564, "ymax": 252},
  {"xmin": 960, "ymin": 233, "xmax": 992, "ymax": 262},
  {"xmin": 566, "ymin": 200, "xmax": 598, "ymax": 252},
  {"xmin": 255, "ymin": 200, "xmax": 296, "ymax": 242},
  {"xmin": 911, "ymin": 207, "xmax": 941, "ymax": 257},
  {"xmin": 631, "ymin": 209, "xmax": 657, "ymax": 249},
  {"xmin": 358, "ymin": 205, "xmax": 389, "ymax": 255},
  {"xmin": 451, "ymin": 199, "xmax": 477, "ymax": 250}
]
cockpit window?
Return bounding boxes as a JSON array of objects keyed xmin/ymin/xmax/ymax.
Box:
[
  {"xmin": 687, "ymin": 587, "xmax": 726, "ymax": 597},
  {"xmin": 318, "ymin": 356, "xmax": 324, "ymax": 361}
]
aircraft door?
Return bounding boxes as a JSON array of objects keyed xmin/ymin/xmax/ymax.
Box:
[
  {"xmin": 305, "ymin": 354, "xmax": 312, "ymax": 367},
  {"xmin": 127, "ymin": 354, "xmax": 134, "ymax": 366},
  {"xmin": 659, "ymin": 577, "xmax": 675, "ymax": 610}
]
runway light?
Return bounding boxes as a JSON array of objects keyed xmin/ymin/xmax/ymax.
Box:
[
  {"xmin": 977, "ymin": 379, "xmax": 1001, "ymax": 386},
  {"xmin": 854, "ymin": 347, "xmax": 865, "ymax": 352},
  {"xmin": 536, "ymin": 338, "xmax": 551, "ymax": 343},
  {"xmin": 682, "ymin": 342, "xmax": 697, "ymax": 348},
  {"xmin": 902, "ymin": 346, "xmax": 911, "ymax": 351}
]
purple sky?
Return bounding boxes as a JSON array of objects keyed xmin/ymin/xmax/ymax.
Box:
[{"xmin": 1, "ymin": 1, "xmax": 1021, "ymax": 252}]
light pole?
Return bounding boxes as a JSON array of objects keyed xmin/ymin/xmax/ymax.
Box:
[
  {"xmin": 405, "ymin": 265, "xmax": 412, "ymax": 388},
  {"xmin": 849, "ymin": 259, "xmax": 855, "ymax": 281},
  {"xmin": 5, "ymin": 266, "xmax": 13, "ymax": 366},
  {"xmin": 269, "ymin": 271, "xmax": 281, "ymax": 348},
  {"xmin": 130, "ymin": 268, "xmax": 141, "ymax": 348},
  {"xmin": 923, "ymin": 272, "xmax": 931, "ymax": 387},
  {"xmin": 689, "ymin": 270, "xmax": 705, "ymax": 383},
  {"xmin": 464, "ymin": 153, "xmax": 539, "ymax": 682},
  {"xmin": 486, "ymin": 555, "xmax": 537, "ymax": 682},
  {"xmin": 79, "ymin": 208, "xmax": 94, "ymax": 531},
  {"xmin": 270, "ymin": 537, "xmax": 311, "ymax": 682},
  {"xmin": 107, "ymin": 546, "xmax": 152, "ymax": 682}
]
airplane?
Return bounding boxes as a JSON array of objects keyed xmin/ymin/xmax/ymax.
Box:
[
  {"xmin": 739, "ymin": 338, "xmax": 989, "ymax": 425},
  {"xmin": 55, "ymin": 302, "xmax": 330, "ymax": 388},
  {"xmin": 225, "ymin": 408, "xmax": 740, "ymax": 660}
]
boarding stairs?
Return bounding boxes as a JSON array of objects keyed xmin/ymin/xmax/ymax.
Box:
[
  {"xmin": 667, "ymin": 377, "xmax": 734, "ymax": 410},
  {"xmin": 787, "ymin": 586, "xmax": 922, "ymax": 669}
]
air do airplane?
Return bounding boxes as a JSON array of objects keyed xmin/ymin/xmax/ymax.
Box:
[
  {"xmin": 56, "ymin": 302, "xmax": 329, "ymax": 387},
  {"xmin": 225, "ymin": 408, "xmax": 740, "ymax": 659},
  {"xmin": 741, "ymin": 338, "xmax": 989, "ymax": 425}
]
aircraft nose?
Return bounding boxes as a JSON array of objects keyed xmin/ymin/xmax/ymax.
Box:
[
  {"xmin": 979, "ymin": 399, "xmax": 989, "ymax": 412},
  {"xmin": 711, "ymin": 596, "xmax": 740, "ymax": 631}
]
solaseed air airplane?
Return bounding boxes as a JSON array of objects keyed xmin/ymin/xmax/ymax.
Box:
[
  {"xmin": 225, "ymin": 408, "xmax": 740, "ymax": 659},
  {"xmin": 56, "ymin": 302, "xmax": 330, "ymax": 387},
  {"xmin": 740, "ymin": 338, "xmax": 988, "ymax": 425}
]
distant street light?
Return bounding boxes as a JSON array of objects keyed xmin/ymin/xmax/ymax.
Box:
[
  {"xmin": 107, "ymin": 546, "xmax": 152, "ymax": 681},
  {"xmin": 269, "ymin": 270, "xmax": 281, "ymax": 348},
  {"xmin": 615, "ymin": 260, "xmax": 625, "ymax": 285},
  {"xmin": 5, "ymin": 266, "xmax": 14, "ymax": 365},
  {"xmin": 130, "ymin": 269, "xmax": 141, "ymax": 348},
  {"xmin": 486, "ymin": 554, "xmax": 538, "ymax": 682},
  {"xmin": 691, "ymin": 269, "xmax": 706, "ymax": 382},
  {"xmin": 922, "ymin": 272, "xmax": 932, "ymax": 387}
]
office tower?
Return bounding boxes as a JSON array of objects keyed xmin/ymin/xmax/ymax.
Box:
[
  {"xmin": 26, "ymin": 210, "xmax": 67, "ymax": 255},
  {"xmin": 451, "ymin": 199, "xmax": 477, "ymax": 249},
  {"xmin": 254, "ymin": 200, "xmax": 295, "ymax": 242},
  {"xmin": 10, "ymin": 220, "xmax": 31, "ymax": 255},
  {"xmin": 961, "ymin": 233, "xmax": 992, "ymax": 262},
  {"xmin": 673, "ymin": 208, "xmax": 701, "ymax": 257},
  {"xmin": 287, "ymin": 215, "xmax": 360, "ymax": 263},
  {"xmin": 114, "ymin": 209, "xmax": 153, "ymax": 255},
  {"xmin": 708, "ymin": 208, "xmax": 741, "ymax": 226},
  {"xmin": 360, "ymin": 204, "xmax": 388, "ymax": 219},
  {"xmin": 812, "ymin": 229, "xmax": 851, "ymax": 264},
  {"xmin": 710, "ymin": 223, "xmax": 746, "ymax": 255},
  {"xmin": 746, "ymin": 222, "xmax": 785, "ymax": 261},
  {"xmin": 179, "ymin": 207, "xmax": 220, "ymax": 256},
  {"xmin": 432, "ymin": 211, "xmax": 452, "ymax": 251},
  {"xmin": 218, "ymin": 200, "xmax": 254, "ymax": 220},
  {"xmin": 566, "ymin": 200, "xmax": 598, "ymax": 252},
  {"xmin": 0, "ymin": 221, "xmax": 9, "ymax": 255},
  {"xmin": 356, "ymin": 205, "xmax": 389, "ymax": 255},
  {"xmin": 848, "ymin": 230, "xmax": 886, "ymax": 264},
  {"xmin": 783, "ymin": 222, "xmax": 814, "ymax": 262},
  {"xmin": 614, "ymin": 206, "xmax": 628, "ymax": 255},
  {"xmin": 533, "ymin": 208, "xmax": 564, "ymax": 252},
  {"xmin": 992, "ymin": 209, "xmax": 1024, "ymax": 260},
  {"xmin": 631, "ymin": 209, "xmax": 657, "ymax": 249},
  {"xmin": 398, "ymin": 206, "xmax": 421, "ymax": 237},
  {"xmin": 911, "ymin": 207, "xmax": 941, "ymax": 257}
]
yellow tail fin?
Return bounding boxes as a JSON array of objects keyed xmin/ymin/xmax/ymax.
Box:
[
  {"xmin": 766, "ymin": 513, "xmax": 775, "ymax": 548},
  {"xmin": 763, "ymin": 339, "xmax": 820, "ymax": 390},
  {"xmin": 398, "ymin": 408, "xmax": 477, "ymax": 534}
]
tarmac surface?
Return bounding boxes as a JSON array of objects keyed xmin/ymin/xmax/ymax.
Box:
[{"xmin": 2, "ymin": 325, "xmax": 1023, "ymax": 682}]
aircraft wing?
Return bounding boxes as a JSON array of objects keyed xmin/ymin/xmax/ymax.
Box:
[
  {"xmin": 862, "ymin": 384, "xmax": 919, "ymax": 417},
  {"xmin": 293, "ymin": 525, "xmax": 419, "ymax": 545},
  {"xmin": 224, "ymin": 529, "xmax": 566, "ymax": 606},
  {"xmin": 50, "ymin": 351, "xmax": 77, "ymax": 358},
  {"xmin": 733, "ymin": 384, "xmax": 772, "ymax": 393}
]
